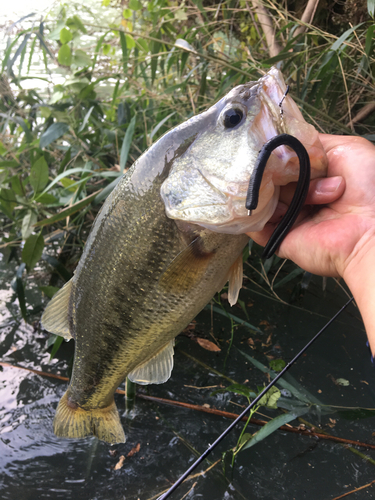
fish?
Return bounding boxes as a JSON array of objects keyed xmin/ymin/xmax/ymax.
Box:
[{"xmin": 41, "ymin": 67, "xmax": 327, "ymax": 444}]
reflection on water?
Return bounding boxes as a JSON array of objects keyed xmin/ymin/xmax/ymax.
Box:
[{"xmin": 1, "ymin": 254, "xmax": 375, "ymax": 500}]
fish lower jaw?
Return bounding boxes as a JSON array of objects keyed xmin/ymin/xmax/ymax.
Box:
[{"xmin": 171, "ymin": 196, "xmax": 278, "ymax": 235}]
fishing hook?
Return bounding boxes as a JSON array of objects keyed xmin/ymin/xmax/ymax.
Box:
[{"xmin": 245, "ymin": 134, "xmax": 311, "ymax": 260}]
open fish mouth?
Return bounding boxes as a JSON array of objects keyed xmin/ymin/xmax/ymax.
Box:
[{"xmin": 161, "ymin": 67, "xmax": 327, "ymax": 235}]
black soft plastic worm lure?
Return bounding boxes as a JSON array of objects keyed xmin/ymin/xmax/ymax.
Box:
[{"xmin": 245, "ymin": 133, "xmax": 311, "ymax": 260}]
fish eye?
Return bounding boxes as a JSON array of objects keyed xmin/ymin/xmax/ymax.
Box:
[{"xmin": 223, "ymin": 107, "xmax": 244, "ymax": 129}]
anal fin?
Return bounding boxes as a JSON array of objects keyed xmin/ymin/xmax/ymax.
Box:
[
  {"xmin": 41, "ymin": 280, "xmax": 73, "ymax": 340},
  {"xmin": 128, "ymin": 340, "xmax": 174, "ymax": 385}
]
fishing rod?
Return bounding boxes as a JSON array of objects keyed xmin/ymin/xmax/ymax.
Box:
[
  {"xmin": 157, "ymin": 135, "xmax": 354, "ymax": 499},
  {"xmin": 157, "ymin": 296, "xmax": 354, "ymax": 500}
]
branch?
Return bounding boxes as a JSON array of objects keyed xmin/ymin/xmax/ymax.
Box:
[
  {"xmin": 247, "ymin": 1, "xmax": 282, "ymax": 58},
  {"xmin": 294, "ymin": 0, "xmax": 320, "ymax": 37},
  {"xmin": 347, "ymin": 102, "xmax": 375, "ymax": 127}
]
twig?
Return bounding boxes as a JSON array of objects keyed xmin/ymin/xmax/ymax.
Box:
[
  {"xmin": 135, "ymin": 393, "xmax": 375, "ymax": 450},
  {"xmin": 330, "ymin": 478, "xmax": 375, "ymax": 500},
  {"xmin": 245, "ymin": 2, "xmax": 267, "ymax": 53},
  {"xmin": 3, "ymin": 361, "xmax": 375, "ymax": 451},
  {"xmin": 146, "ymin": 460, "xmax": 221, "ymax": 500},
  {"xmin": 337, "ymin": 55, "xmax": 354, "ymax": 132},
  {"xmin": 247, "ymin": 1, "xmax": 281, "ymax": 58},
  {"xmin": 294, "ymin": 0, "xmax": 320, "ymax": 37},
  {"xmin": 347, "ymin": 102, "xmax": 375, "ymax": 127}
]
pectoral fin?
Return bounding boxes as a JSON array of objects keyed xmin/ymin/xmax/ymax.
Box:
[
  {"xmin": 227, "ymin": 254, "xmax": 243, "ymax": 306},
  {"xmin": 159, "ymin": 237, "xmax": 214, "ymax": 293},
  {"xmin": 41, "ymin": 280, "xmax": 73, "ymax": 340},
  {"xmin": 128, "ymin": 340, "xmax": 174, "ymax": 385}
]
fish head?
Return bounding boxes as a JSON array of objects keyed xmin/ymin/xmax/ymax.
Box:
[{"xmin": 160, "ymin": 67, "xmax": 327, "ymax": 234}]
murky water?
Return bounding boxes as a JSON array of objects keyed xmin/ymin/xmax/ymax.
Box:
[{"xmin": 1, "ymin": 252, "xmax": 375, "ymax": 500}]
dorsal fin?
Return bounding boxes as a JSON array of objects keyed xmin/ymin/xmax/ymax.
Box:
[
  {"xmin": 227, "ymin": 254, "xmax": 243, "ymax": 306},
  {"xmin": 41, "ymin": 280, "xmax": 73, "ymax": 340},
  {"xmin": 128, "ymin": 340, "xmax": 174, "ymax": 385}
]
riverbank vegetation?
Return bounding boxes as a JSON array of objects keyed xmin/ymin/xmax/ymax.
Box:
[{"xmin": 1, "ymin": 1, "xmax": 374, "ymax": 308}]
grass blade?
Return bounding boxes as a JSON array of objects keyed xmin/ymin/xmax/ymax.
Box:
[
  {"xmin": 120, "ymin": 115, "xmax": 136, "ymax": 173},
  {"xmin": 241, "ymin": 407, "xmax": 309, "ymax": 451}
]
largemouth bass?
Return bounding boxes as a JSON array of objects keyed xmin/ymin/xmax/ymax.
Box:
[{"xmin": 42, "ymin": 68, "xmax": 327, "ymax": 444}]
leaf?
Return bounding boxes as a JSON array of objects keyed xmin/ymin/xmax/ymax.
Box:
[
  {"xmin": 40, "ymin": 123, "xmax": 69, "ymax": 149},
  {"xmin": 36, "ymin": 193, "xmax": 58, "ymax": 204},
  {"xmin": 30, "ymin": 156, "xmax": 49, "ymax": 193},
  {"xmin": 60, "ymin": 27, "xmax": 72, "ymax": 44},
  {"xmin": 0, "ymin": 188, "xmax": 17, "ymax": 218},
  {"xmin": 336, "ymin": 378, "xmax": 350, "ymax": 386},
  {"xmin": 10, "ymin": 175, "xmax": 24, "ymax": 196},
  {"xmin": 120, "ymin": 115, "xmax": 136, "ymax": 173},
  {"xmin": 241, "ymin": 407, "xmax": 309, "ymax": 451},
  {"xmin": 238, "ymin": 433, "xmax": 253, "ymax": 449},
  {"xmin": 78, "ymin": 106, "xmax": 94, "ymax": 132},
  {"xmin": 119, "ymin": 32, "xmax": 128, "ymax": 73},
  {"xmin": 150, "ymin": 112, "xmax": 175, "ymax": 140},
  {"xmin": 114, "ymin": 455, "xmax": 126, "ymax": 471},
  {"xmin": 8, "ymin": 33, "xmax": 31, "ymax": 74},
  {"xmin": 206, "ymin": 305, "xmax": 263, "ymax": 333},
  {"xmin": 36, "ymin": 167, "xmax": 93, "ymax": 199},
  {"xmin": 40, "ymin": 254, "xmax": 72, "ymax": 282},
  {"xmin": 269, "ymin": 359, "xmax": 286, "ymax": 372},
  {"xmin": 60, "ymin": 177, "xmax": 77, "ymax": 192},
  {"xmin": 127, "ymin": 442, "xmax": 140, "ymax": 457},
  {"xmin": 331, "ymin": 24, "xmax": 362, "ymax": 53},
  {"xmin": 58, "ymin": 44, "xmax": 72, "ymax": 66},
  {"xmin": 0, "ymin": 160, "xmax": 20, "ymax": 168},
  {"xmin": 11, "ymin": 266, "xmax": 28, "ymax": 322},
  {"xmin": 92, "ymin": 176, "xmax": 121, "ymax": 205},
  {"xmin": 123, "ymin": 8, "xmax": 132, "ymax": 19},
  {"xmin": 71, "ymin": 15, "xmax": 87, "ymax": 34},
  {"xmin": 22, "ymin": 211, "xmax": 38, "ymax": 239},
  {"xmin": 49, "ymin": 335, "xmax": 64, "ymax": 360},
  {"xmin": 196, "ymin": 338, "xmax": 221, "ymax": 352},
  {"xmin": 238, "ymin": 349, "xmax": 323, "ymax": 405},
  {"xmin": 211, "ymin": 384, "xmax": 256, "ymax": 399},
  {"xmin": 22, "ymin": 232, "xmax": 45, "ymax": 271},
  {"xmin": 125, "ymin": 34, "xmax": 135, "ymax": 50},
  {"xmin": 13, "ymin": 117, "xmax": 33, "ymax": 143},
  {"xmin": 137, "ymin": 38, "xmax": 148, "ymax": 52},
  {"xmin": 368, "ymin": 0, "xmax": 374, "ymax": 17},
  {"xmin": 35, "ymin": 190, "xmax": 100, "ymax": 227},
  {"xmin": 129, "ymin": 0, "xmax": 142, "ymax": 10},
  {"xmin": 39, "ymin": 286, "xmax": 60, "ymax": 298},
  {"xmin": 73, "ymin": 49, "xmax": 92, "ymax": 67},
  {"xmin": 258, "ymin": 386, "xmax": 280, "ymax": 409},
  {"xmin": 273, "ymin": 268, "xmax": 304, "ymax": 289},
  {"xmin": 102, "ymin": 43, "xmax": 111, "ymax": 55}
]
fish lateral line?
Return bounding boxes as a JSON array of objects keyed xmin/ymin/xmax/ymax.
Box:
[{"xmin": 245, "ymin": 133, "xmax": 311, "ymax": 259}]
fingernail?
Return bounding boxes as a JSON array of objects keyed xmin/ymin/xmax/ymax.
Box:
[{"xmin": 316, "ymin": 176, "xmax": 342, "ymax": 194}]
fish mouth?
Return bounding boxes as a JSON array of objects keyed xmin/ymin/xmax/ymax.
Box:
[{"xmin": 161, "ymin": 67, "xmax": 327, "ymax": 235}]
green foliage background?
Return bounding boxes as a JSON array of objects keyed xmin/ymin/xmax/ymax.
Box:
[{"xmin": 0, "ymin": 0, "xmax": 374, "ymax": 319}]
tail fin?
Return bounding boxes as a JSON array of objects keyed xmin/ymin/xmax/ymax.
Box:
[{"xmin": 53, "ymin": 391, "xmax": 125, "ymax": 444}]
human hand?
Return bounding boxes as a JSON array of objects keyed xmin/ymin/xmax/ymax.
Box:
[{"xmin": 247, "ymin": 134, "xmax": 375, "ymax": 280}]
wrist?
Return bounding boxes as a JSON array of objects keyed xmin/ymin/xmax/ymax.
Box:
[{"xmin": 343, "ymin": 231, "xmax": 375, "ymax": 354}]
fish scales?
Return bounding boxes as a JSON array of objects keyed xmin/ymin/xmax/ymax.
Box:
[
  {"xmin": 69, "ymin": 176, "xmax": 246, "ymax": 410},
  {"xmin": 42, "ymin": 68, "xmax": 327, "ymax": 444}
]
